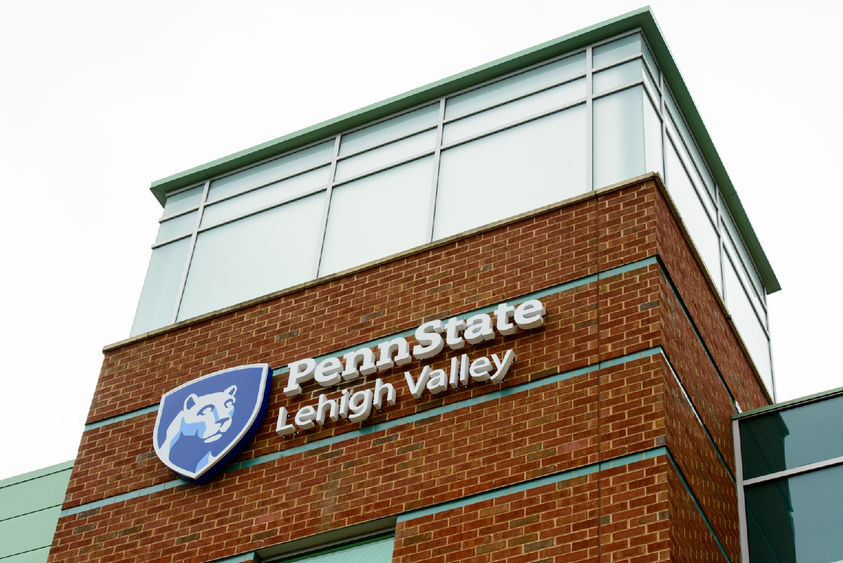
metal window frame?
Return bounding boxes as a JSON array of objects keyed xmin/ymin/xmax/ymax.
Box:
[
  {"xmin": 313, "ymin": 135, "xmax": 342, "ymax": 278},
  {"xmin": 443, "ymin": 50, "xmax": 588, "ymax": 120},
  {"xmin": 205, "ymin": 162, "xmax": 332, "ymax": 207},
  {"xmin": 337, "ymin": 102, "xmax": 440, "ymax": 157},
  {"xmin": 734, "ymin": 403, "xmax": 843, "ymax": 562},
  {"xmin": 205, "ymin": 138, "xmax": 335, "ymax": 189},
  {"xmin": 139, "ymin": 23, "xmax": 773, "ymax": 383},
  {"xmin": 170, "ymin": 179, "xmax": 210, "ymax": 324}
]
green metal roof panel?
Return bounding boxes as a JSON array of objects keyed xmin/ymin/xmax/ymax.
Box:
[
  {"xmin": 0, "ymin": 507, "xmax": 62, "ymax": 560},
  {"xmin": 0, "ymin": 461, "xmax": 72, "ymax": 563},
  {"xmin": 0, "ymin": 465, "xmax": 72, "ymax": 521},
  {"xmin": 0, "ymin": 460, "xmax": 73, "ymax": 489},
  {"xmin": 148, "ymin": 7, "xmax": 779, "ymax": 293}
]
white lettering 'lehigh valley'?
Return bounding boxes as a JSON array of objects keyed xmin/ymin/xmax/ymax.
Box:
[
  {"xmin": 276, "ymin": 378, "xmax": 397, "ymax": 436},
  {"xmin": 404, "ymin": 350, "xmax": 515, "ymax": 399}
]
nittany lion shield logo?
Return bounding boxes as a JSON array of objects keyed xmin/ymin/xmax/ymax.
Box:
[{"xmin": 153, "ymin": 364, "xmax": 272, "ymax": 483}]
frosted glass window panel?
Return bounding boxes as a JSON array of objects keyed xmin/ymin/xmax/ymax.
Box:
[
  {"xmin": 733, "ymin": 251, "xmax": 767, "ymax": 331},
  {"xmin": 593, "ymin": 87, "xmax": 645, "ymax": 189},
  {"xmin": 664, "ymin": 88, "xmax": 681, "ymax": 127},
  {"xmin": 593, "ymin": 59, "xmax": 644, "ymax": 95},
  {"xmin": 643, "ymin": 94, "xmax": 663, "ymax": 176},
  {"xmin": 320, "ymin": 158, "xmax": 433, "ymax": 276},
  {"xmin": 725, "ymin": 255, "xmax": 773, "ymax": 393},
  {"xmin": 642, "ymin": 66, "xmax": 659, "ymax": 107},
  {"xmin": 131, "ymin": 238, "xmax": 191, "ymax": 335},
  {"xmin": 722, "ymin": 210, "xmax": 765, "ymax": 299},
  {"xmin": 666, "ymin": 121, "xmax": 715, "ymax": 219},
  {"xmin": 664, "ymin": 91, "xmax": 715, "ymax": 197},
  {"xmin": 155, "ymin": 211, "xmax": 197, "ymax": 244},
  {"xmin": 724, "ymin": 228, "xmax": 767, "ymax": 325},
  {"xmin": 593, "ymin": 34, "xmax": 642, "ymax": 69},
  {"xmin": 434, "ymin": 106, "xmax": 586, "ymax": 240},
  {"xmin": 178, "ymin": 193, "xmax": 325, "ymax": 321},
  {"xmin": 335, "ymin": 130, "xmax": 436, "ymax": 182},
  {"xmin": 443, "ymin": 79, "xmax": 586, "ymax": 146},
  {"xmin": 201, "ymin": 166, "xmax": 330, "ymax": 229},
  {"xmin": 340, "ymin": 105, "xmax": 438, "ymax": 157},
  {"xmin": 665, "ymin": 141, "xmax": 722, "ymax": 292},
  {"xmin": 445, "ymin": 53, "xmax": 586, "ymax": 120},
  {"xmin": 208, "ymin": 141, "xmax": 333, "ymax": 202},
  {"xmin": 162, "ymin": 185, "xmax": 203, "ymax": 218},
  {"xmin": 641, "ymin": 39, "xmax": 659, "ymax": 80}
]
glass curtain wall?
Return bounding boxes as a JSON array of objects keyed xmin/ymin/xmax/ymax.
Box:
[
  {"xmin": 132, "ymin": 30, "xmax": 773, "ymax": 395},
  {"xmin": 736, "ymin": 394, "xmax": 843, "ymax": 562}
]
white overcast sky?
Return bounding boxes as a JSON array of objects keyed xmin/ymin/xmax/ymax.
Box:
[{"xmin": 1, "ymin": 0, "xmax": 841, "ymax": 480}]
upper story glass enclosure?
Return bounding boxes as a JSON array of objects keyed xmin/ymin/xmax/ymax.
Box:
[{"xmin": 132, "ymin": 9, "xmax": 779, "ymax": 398}]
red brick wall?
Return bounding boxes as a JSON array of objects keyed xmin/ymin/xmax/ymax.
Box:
[
  {"xmin": 87, "ymin": 197, "xmax": 601, "ymax": 425},
  {"xmin": 52, "ymin": 177, "xmax": 769, "ymax": 561},
  {"xmin": 598, "ymin": 457, "xmax": 671, "ymax": 562},
  {"xmin": 654, "ymin": 190, "xmax": 769, "ymax": 410}
]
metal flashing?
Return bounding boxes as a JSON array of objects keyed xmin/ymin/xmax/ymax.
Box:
[
  {"xmin": 149, "ymin": 8, "xmax": 649, "ymax": 202},
  {"xmin": 734, "ymin": 385, "xmax": 843, "ymax": 420},
  {"xmin": 0, "ymin": 460, "xmax": 74, "ymax": 490}
]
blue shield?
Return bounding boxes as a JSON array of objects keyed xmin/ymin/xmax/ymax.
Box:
[{"xmin": 153, "ymin": 364, "xmax": 272, "ymax": 483}]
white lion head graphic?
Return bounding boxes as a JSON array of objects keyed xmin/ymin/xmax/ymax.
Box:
[{"xmin": 158, "ymin": 385, "xmax": 237, "ymax": 474}]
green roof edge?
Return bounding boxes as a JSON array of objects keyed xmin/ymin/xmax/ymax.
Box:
[
  {"xmin": 0, "ymin": 459, "xmax": 74, "ymax": 489},
  {"xmin": 149, "ymin": 6, "xmax": 780, "ymax": 293},
  {"xmin": 734, "ymin": 385, "xmax": 843, "ymax": 420}
]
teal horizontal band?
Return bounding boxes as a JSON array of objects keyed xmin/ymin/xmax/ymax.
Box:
[
  {"xmin": 661, "ymin": 349, "xmax": 734, "ymax": 483},
  {"xmin": 226, "ymin": 346, "xmax": 662, "ymax": 473},
  {"xmin": 84, "ymin": 256, "xmax": 659, "ymax": 431},
  {"xmin": 654, "ymin": 261, "xmax": 738, "ymax": 408},
  {"xmin": 61, "ymin": 478, "xmax": 185, "ymax": 517},
  {"xmin": 210, "ymin": 553, "xmax": 257, "ymax": 563},
  {"xmin": 84, "ymin": 404, "xmax": 160, "ymax": 431},
  {"xmin": 63, "ymin": 345, "xmax": 663, "ymax": 517},
  {"xmin": 396, "ymin": 446, "xmax": 728, "ymax": 563},
  {"xmin": 276, "ymin": 256, "xmax": 658, "ymax": 376},
  {"xmin": 397, "ymin": 447, "xmax": 669, "ymax": 523}
]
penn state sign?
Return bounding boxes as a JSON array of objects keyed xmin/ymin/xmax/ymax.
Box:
[{"xmin": 153, "ymin": 364, "xmax": 272, "ymax": 483}]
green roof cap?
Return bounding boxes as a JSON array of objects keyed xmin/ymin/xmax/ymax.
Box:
[
  {"xmin": 149, "ymin": 7, "xmax": 779, "ymax": 293},
  {"xmin": 735, "ymin": 385, "xmax": 843, "ymax": 420}
]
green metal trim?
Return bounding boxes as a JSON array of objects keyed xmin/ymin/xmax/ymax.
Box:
[
  {"xmin": 637, "ymin": 15, "xmax": 780, "ymax": 293},
  {"xmin": 148, "ymin": 7, "xmax": 778, "ymax": 293},
  {"xmin": 734, "ymin": 385, "xmax": 843, "ymax": 420},
  {"xmin": 397, "ymin": 447, "xmax": 669, "ymax": 523},
  {"xmin": 0, "ymin": 460, "xmax": 74, "ymax": 489},
  {"xmin": 149, "ymin": 7, "xmax": 650, "ymax": 202}
]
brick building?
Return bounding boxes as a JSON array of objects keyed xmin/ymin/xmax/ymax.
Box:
[{"xmin": 49, "ymin": 9, "xmax": 778, "ymax": 562}]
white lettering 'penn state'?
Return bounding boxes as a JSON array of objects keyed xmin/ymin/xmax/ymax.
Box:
[{"xmin": 283, "ymin": 299, "xmax": 546, "ymax": 396}]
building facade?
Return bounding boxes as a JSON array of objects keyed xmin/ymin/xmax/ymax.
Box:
[{"xmin": 50, "ymin": 9, "xmax": 780, "ymax": 562}]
